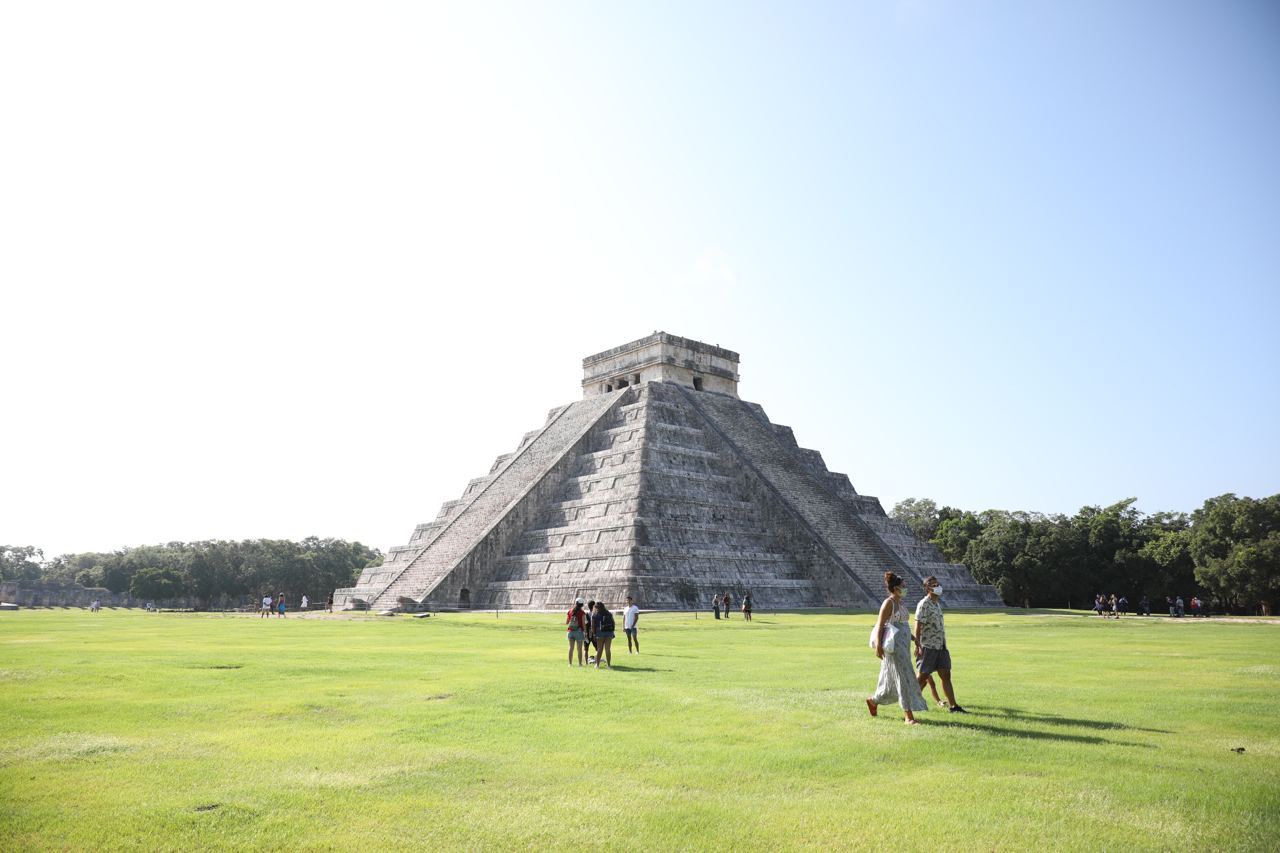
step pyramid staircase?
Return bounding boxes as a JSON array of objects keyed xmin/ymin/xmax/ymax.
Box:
[{"xmin": 334, "ymin": 337, "xmax": 1001, "ymax": 612}]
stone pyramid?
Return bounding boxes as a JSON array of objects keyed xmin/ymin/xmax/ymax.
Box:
[{"xmin": 334, "ymin": 333, "xmax": 1002, "ymax": 612}]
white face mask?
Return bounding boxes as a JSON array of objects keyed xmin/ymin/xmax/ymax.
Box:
[{"xmin": 931, "ymin": 586, "xmax": 943, "ymax": 596}]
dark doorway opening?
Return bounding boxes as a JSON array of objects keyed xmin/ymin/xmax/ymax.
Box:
[
  {"xmin": 693, "ymin": 377, "xmax": 704, "ymax": 391},
  {"xmin": 459, "ymin": 588, "xmax": 471, "ymax": 608}
]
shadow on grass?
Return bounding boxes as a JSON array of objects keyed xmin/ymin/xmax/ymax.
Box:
[
  {"xmin": 607, "ymin": 665, "xmax": 673, "ymax": 673},
  {"xmin": 917, "ymin": 717, "xmax": 1154, "ymax": 748},
  {"xmin": 973, "ymin": 706, "xmax": 1173, "ymax": 734}
]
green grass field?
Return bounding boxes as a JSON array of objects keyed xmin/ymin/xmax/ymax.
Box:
[{"xmin": 1, "ymin": 607, "xmax": 1277, "ymax": 851}]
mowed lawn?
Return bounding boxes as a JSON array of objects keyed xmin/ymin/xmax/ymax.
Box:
[{"xmin": 1, "ymin": 608, "xmax": 1277, "ymax": 851}]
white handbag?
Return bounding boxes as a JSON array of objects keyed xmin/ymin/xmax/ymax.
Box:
[{"xmin": 869, "ymin": 622, "xmax": 896, "ymax": 653}]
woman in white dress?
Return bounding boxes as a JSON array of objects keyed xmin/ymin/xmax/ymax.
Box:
[{"xmin": 866, "ymin": 571, "xmax": 928, "ymax": 725}]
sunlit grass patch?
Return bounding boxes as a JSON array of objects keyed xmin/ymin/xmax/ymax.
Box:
[{"xmin": 0, "ymin": 608, "xmax": 1277, "ymax": 850}]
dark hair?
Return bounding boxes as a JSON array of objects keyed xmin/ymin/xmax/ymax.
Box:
[
  {"xmin": 884, "ymin": 571, "xmax": 903, "ymax": 593},
  {"xmin": 924, "ymin": 575, "xmax": 938, "ymax": 586}
]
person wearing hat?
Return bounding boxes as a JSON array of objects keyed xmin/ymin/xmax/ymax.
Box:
[{"xmin": 566, "ymin": 598, "xmax": 588, "ymax": 666}]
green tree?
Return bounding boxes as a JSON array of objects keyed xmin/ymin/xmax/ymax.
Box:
[
  {"xmin": 129, "ymin": 567, "xmax": 186, "ymax": 600},
  {"xmin": 0, "ymin": 546, "xmax": 43, "ymax": 582},
  {"xmin": 1190, "ymin": 494, "xmax": 1280, "ymax": 613},
  {"xmin": 931, "ymin": 512, "xmax": 983, "ymax": 563},
  {"xmin": 891, "ymin": 498, "xmax": 942, "ymax": 542}
]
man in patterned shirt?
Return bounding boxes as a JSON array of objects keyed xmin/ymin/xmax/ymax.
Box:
[{"xmin": 914, "ymin": 576, "xmax": 967, "ymax": 713}]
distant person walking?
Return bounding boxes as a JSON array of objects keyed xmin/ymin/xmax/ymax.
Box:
[
  {"xmin": 1139, "ymin": 595, "xmax": 1150, "ymax": 616},
  {"xmin": 1094, "ymin": 594, "xmax": 1105, "ymax": 617},
  {"xmin": 261, "ymin": 594, "xmax": 273, "ymax": 618},
  {"xmin": 722, "ymin": 592, "xmax": 731, "ymax": 619},
  {"xmin": 566, "ymin": 598, "xmax": 588, "ymax": 666},
  {"xmin": 914, "ymin": 576, "xmax": 967, "ymax": 713},
  {"xmin": 866, "ymin": 572, "xmax": 928, "ymax": 725},
  {"xmin": 1108, "ymin": 594, "xmax": 1118, "ymax": 619},
  {"xmin": 1167, "ymin": 596, "xmax": 1175, "ymax": 616},
  {"xmin": 300, "ymin": 595, "xmax": 309, "ymax": 611},
  {"xmin": 1176, "ymin": 596, "xmax": 1185, "ymax": 618},
  {"xmin": 1118, "ymin": 596, "xmax": 1128, "ymax": 617},
  {"xmin": 742, "ymin": 592, "xmax": 752, "ymax": 621},
  {"xmin": 623, "ymin": 596, "xmax": 641, "ymax": 653},
  {"xmin": 591, "ymin": 601, "xmax": 615, "ymax": 668},
  {"xmin": 276, "ymin": 594, "xmax": 287, "ymax": 618},
  {"xmin": 712, "ymin": 596, "xmax": 721, "ymax": 620},
  {"xmin": 326, "ymin": 592, "xmax": 334, "ymax": 613}
]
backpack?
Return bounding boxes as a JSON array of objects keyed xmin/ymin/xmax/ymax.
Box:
[{"xmin": 600, "ymin": 610, "xmax": 615, "ymax": 632}]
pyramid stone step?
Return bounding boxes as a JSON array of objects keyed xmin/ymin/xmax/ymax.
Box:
[{"xmin": 368, "ymin": 391, "xmax": 628, "ymax": 609}]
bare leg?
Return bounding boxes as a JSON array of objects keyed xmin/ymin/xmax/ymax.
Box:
[
  {"xmin": 937, "ymin": 670, "xmax": 958, "ymax": 708},
  {"xmin": 603, "ymin": 637, "xmax": 612, "ymax": 667},
  {"xmin": 918, "ymin": 672, "xmax": 942, "ymax": 705}
]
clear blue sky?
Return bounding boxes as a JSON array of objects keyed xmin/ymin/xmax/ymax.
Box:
[{"xmin": 2, "ymin": 1, "xmax": 1277, "ymax": 556}]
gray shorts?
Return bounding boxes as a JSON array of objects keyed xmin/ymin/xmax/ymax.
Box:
[{"xmin": 918, "ymin": 646, "xmax": 952, "ymax": 676}]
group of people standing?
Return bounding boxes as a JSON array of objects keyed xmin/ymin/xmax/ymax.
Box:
[
  {"xmin": 260, "ymin": 593, "xmax": 291, "ymax": 617},
  {"xmin": 1093, "ymin": 593, "xmax": 1130, "ymax": 618},
  {"xmin": 866, "ymin": 572, "xmax": 967, "ymax": 726},
  {"xmin": 711, "ymin": 591, "xmax": 752, "ymax": 620},
  {"xmin": 566, "ymin": 596, "xmax": 642, "ymax": 667},
  {"xmin": 1095, "ymin": 594, "xmax": 1209, "ymax": 618}
]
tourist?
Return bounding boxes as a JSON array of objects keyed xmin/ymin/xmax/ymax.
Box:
[
  {"xmin": 1139, "ymin": 594, "xmax": 1151, "ymax": 616},
  {"xmin": 722, "ymin": 591, "xmax": 731, "ymax": 619},
  {"xmin": 866, "ymin": 571, "xmax": 928, "ymax": 725},
  {"xmin": 742, "ymin": 592, "xmax": 752, "ymax": 621},
  {"xmin": 1094, "ymin": 594, "xmax": 1105, "ymax": 617},
  {"xmin": 1108, "ymin": 593, "xmax": 1118, "ymax": 619},
  {"xmin": 301, "ymin": 594, "xmax": 309, "ymax": 611},
  {"xmin": 623, "ymin": 596, "xmax": 641, "ymax": 653},
  {"xmin": 591, "ymin": 601, "xmax": 615, "ymax": 668},
  {"xmin": 1175, "ymin": 596, "xmax": 1185, "ymax": 618},
  {"xmin": 326, "ymin": 592, "xmax": 334, "ymax": 613},
  {"xmin": 277, "ymin": 593, "xmax": 287, "ymax": 618},
  {"xmin": 914, "ymin": 575, "xmax": 967, "ymax": 713},
  {"xmin": 585, "ymin": 600, "xmax": 597, "ymax": 662},
  {"xmin": 566, "ymin": 598, "xmax": 588, "ymax": 666},
  {"xmin": 1118, "ymin": 595, "xmax": 1128, "ymax": 617},
  {"xmin": 1167, "ymin": 596, "xmax": 1175, "ymax": 616},
  {"xmin": 712, "ymin": 596, "xmax": 720, "ymax": 620},
  {"xmin": 261, "ymin": 593, "xmax": 272, "ymax": 618}
]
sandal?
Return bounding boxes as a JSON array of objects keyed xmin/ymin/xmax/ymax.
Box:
[{"xmin": 865, "ymin": 698, "xmax": 878, "ymax": 717}]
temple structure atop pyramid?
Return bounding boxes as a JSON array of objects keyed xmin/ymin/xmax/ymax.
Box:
[{"xmin": 333, "ymin": 332, "xmax": 1002, "ymax": 612}]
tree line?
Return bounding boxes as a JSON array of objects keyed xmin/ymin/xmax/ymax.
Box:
[
  {"xmin": 891, "ymin": 493, "xmax": 1280, "ymax": 614},
  {"xmin": 0, "ymin": 538, "xmax": 382, "ymax": 610}
]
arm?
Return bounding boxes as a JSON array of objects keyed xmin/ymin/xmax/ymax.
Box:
[
  {"xmin": 874, "ymin": 598, "xmax": 892, "ymax": 659},
  {"xmin": 913, "ymin": 617, "xmax": 923, "ymax": 659}
]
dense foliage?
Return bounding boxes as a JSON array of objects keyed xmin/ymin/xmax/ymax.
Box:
[
  {"xmin": 891, "ymin": 494, "xmax": 1280, "ymax": 614},
  {"xmin": 2, "ymin": 538, "xmax": 381, "ymax": 609}
]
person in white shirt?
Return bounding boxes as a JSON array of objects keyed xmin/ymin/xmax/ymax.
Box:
[
  {"xmin": 260, "ymin": 595, "xmax": 272, "ymax": 619},
  {"xmin": 623, "ymin": 596, "xmax": 641, "ymax": 653},
  {"xmin": 300, "ymin": 595, "xmax": 309, "ymax": 611}
]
